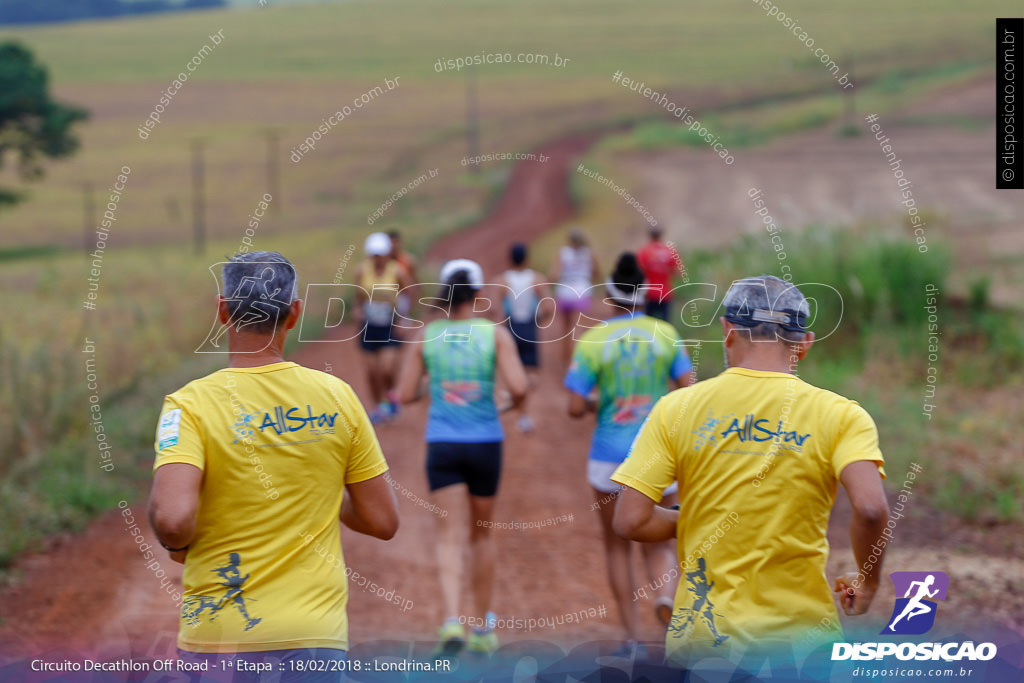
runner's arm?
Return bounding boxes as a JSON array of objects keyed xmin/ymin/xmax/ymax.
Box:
[
  {"xmin": 149, "ymin": 462, "xmax": 202, "ymax": 561},
  {"xmin": 342, "ymin": 473, "xmax": 399, "ymax": 540},
  {"xmin": 495, "ymin": 326, "xmax": 528, "ymax": 408},
  {"xmin": 481, "ymin": 282, "xmax": 510, "ymax": 324},
  {"xmin": 403, "ymin": 253, "xmax": 419, "ymax": 283},
  {"xmin": 673, "ymin": 370, "xmax": 695, "ymax": 389},
  {"xmin": 567, "ymin": 392, "xmax": 594, "ymax": 418},
  {"xmin": 613, "ymin": 485, "xmax": 678, "ymax": 542},
  {"xmin": 834, "ymin": 460, "xmax": 889, "ymax": 615},
  {"xmin": 351, "ymin": 264, "xmax": 367, "ymax": 326},
  {"xmin": 537, "ymin": 279, "xmax": 556, "ymax": 321},
  {"xmin": 397, "ymin": 263, "xmax": 415, "ymax": 291},
  {"xmin": 397, "ymin": 333, "xmax": 426, "ymax": 403}
]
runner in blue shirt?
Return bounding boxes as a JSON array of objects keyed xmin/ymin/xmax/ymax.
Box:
[{"xmin": 398, "ymin": 259, "xmax": 527, "ymax": 656}]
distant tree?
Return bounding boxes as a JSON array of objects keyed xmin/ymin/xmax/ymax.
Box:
[
  {"xmin": 182, "ymin": 0, "xmax": 227, "ymax": 8},
  {"xmin": 124, "ymin": 1, "xmax": 177, "ymax": 16},
  {"xmin": 0, "ymin": 43, "xmax": 89, "ymax": 206}
]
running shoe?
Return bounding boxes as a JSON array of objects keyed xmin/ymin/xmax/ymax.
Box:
[
  {"xmin": 387, "ymin": 390, "xmax": 401, "ymax": 418},
  {"xmin": 464, "ymin": 610, "xmax": 495, "ymax": 655},
  {"xmin": 369, "ymin": 405, "xmax": 388, "ymax": 424},
  {"xmin": 609, "ymin": 640, "xmax": 652, "ymax": 661},
  {"xmin": 435, "ymin": 618, "xmax": 466, "ymax": 656},
  {"xmin": 466, "ymin": 629, "xmax": 499, "ymax": 654},
  {"xmin": 466, "ymin": 612, "xmax": 499, "ymax": 654},
  {"xmin": 611, "ymin": 640, "xmax": 639, "ymax": 658}
]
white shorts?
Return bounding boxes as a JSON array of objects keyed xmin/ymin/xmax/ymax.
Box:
[{"xmin": 587, "ymin": 460, "xmax": 678, "ymax": 497}]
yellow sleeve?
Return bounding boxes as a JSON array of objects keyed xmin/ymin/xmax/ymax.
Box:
[
  {"xmin": 832, "ymin": 402, "xmax": 886, "ymax": 480},
  {"xmin": 339, "ymin": 382, "xmax": 390, "ymax": 484},
  {"xmin": 153, "ymin": 395, "xmax": 205, "ymax": 472},
  {"xmin": 611, "ymin": 398, "xmax": 678, "ymax": 501}
]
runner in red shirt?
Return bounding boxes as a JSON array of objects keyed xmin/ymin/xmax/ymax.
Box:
[{"xmin": 637, "ymin": 226, "xmax": 682, "ymax": 321}]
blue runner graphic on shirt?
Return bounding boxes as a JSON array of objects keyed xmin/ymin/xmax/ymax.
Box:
[
  {"xmin": 668, "ymin": 557, "xmax": 729, "ymax": 646},
  {"xmin": 182, "ymin": 552, "xmax": 262, "ymax": 631}
]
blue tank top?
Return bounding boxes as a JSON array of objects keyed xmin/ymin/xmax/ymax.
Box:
[{"xmin": 422, "ymin": 319, "xmax": 503, "ymax": 443}]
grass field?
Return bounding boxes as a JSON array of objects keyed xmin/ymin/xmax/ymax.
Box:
[
  {"xmin": 0, "ymin": 0, "xmax": 1015, "ymax": 249},
  {"xmin": 1, "ymin": 0, "xmax": 1022, "ymax": 566},
  {"xmin": 1, "ymin": 0, "xmax": 1005, "ymax": 84}
]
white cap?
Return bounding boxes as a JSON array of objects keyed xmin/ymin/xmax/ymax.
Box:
[
  {"xmin": 439, "ymin": 259, "xmax": 484, "ymax": 290},
  {"xmin": 605, "ymin": 280, "xmax": 645, "ymax": 307},
  {"xmin": 364, "ymin": 232, "xmax": 392, "ymax": 256}
]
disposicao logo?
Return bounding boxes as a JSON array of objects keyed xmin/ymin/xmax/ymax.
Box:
[
  {"xmin": 831, "ymin": 570, "xmax": 997, "ymax": 662},
  {"xmin": 882, "ymin": 570, "xmax": 948, "ymax": 635}
]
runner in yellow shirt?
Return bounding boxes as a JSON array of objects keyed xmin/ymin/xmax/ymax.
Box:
[
  {"xmin": 149, "ymin": 251, "xmax": 398, "ymax": 681},
  {"xmin": 612, "ymin": 275, "xmax": 890, "ymax": 670}
]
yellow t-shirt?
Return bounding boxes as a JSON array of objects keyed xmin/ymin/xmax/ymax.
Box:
[
  {"xmin": 611, "ymin": 367, "xmax": 885, "ymax": 663},
  {"xmin": 153, "ymin": 362, "xmax": 389, "ymax": 653}
]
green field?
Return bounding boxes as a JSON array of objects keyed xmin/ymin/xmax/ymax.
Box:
[
  {"xmin": 1, "ymin": 0, "xmax": 1022, "ymax": 566},
  {"xmin": 1, "ymin": 0, "xmax": 1006, "ymax": 84},
  {"xmin": 0, "ymin": 0, "xmax": 1014, "ymax": 250}
]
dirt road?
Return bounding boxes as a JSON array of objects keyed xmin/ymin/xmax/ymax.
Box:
[{"xmin": 1, "ymin": 77, "xmax": 1021, "ymax": 675}]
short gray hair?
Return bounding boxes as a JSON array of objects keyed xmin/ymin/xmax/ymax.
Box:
[
  {"xmin": 222, "ymin": 251, "xmax": 298, "ymax": 334},
  {"xmin": 722, "ymin": 275, "xmax": 809, "ymax": 342}
]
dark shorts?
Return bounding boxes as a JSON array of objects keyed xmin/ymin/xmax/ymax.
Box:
[
  {"xmin": 427, "ymin": 441, "xmax": 502, "ymax": 497},
  {"xmin": 360, "ymin": 323, "xmax": 399, "ymax": 351},
  {"xmin": 508, "ymin": 320, "xmax": 540, "ymax": 367},
  {"xmin": 178, "ymin": 647, "xmax": 347, "ymax": 683},
  {"xmin": 644, "ymin": 298, "xmax": 670, "ymax": 321}
]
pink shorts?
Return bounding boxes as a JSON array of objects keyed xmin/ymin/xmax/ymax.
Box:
[{"xmin": 556, "ymin": 292, "xmax": 592, "ymax": 314}]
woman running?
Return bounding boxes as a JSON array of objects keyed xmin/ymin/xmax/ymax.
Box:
[
  {"xmin": 564, "ymin": 252, "xmax": 695, "ymax": 653},
  {"xmin": 501, "ymin": 242, "xmax": 551, "ymax": 433},
  {"xmin": 398, "ymin": 259, "xmax": 528, "ymax": 655},
  {"xmin": 550, "ymin": 228, "xmax": 599, "ymax": 366},
  {"xmin": 353, "ymin": 232, "xmax": 414, "ymax": 423}
]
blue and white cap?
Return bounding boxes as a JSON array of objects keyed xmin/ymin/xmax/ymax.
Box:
[
  {"xmin": 439, "ymin": 258, "xmax": 485, "ymax": 290},
  {"xmin": 723, "ymin": 275, "xmax": 809, "ymax": 333}
]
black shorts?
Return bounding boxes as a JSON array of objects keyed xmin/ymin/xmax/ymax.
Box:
[
  {"xmin": 360, "ymin": 323, "xmax": 399, "ymax": 351},
  {"xmin": 508, "ymin": 321, "xmax": 539, "ymax": 367},
  {"xmin": 426, "ymin": 441, "xmax": 503, "ymax": 497}
]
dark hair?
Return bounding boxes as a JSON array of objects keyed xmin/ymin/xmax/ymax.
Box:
[
  {"xmin": 609, "ymin": 252, "xmax": 645, "ymax": 298},
  {"xmin": 442, "ymin": 269, "xmax": 477, "ymax": 306},
  {"xmin": 510, "ymin": 243, "xmax": 527, "ymax": 266},
  {"xmin": 387, "ymin": 230, "xmax": 401, "ymax": 240},
  {"xmin": 222, "ymin": 251, "xmax": 297, "ymax": 334}
]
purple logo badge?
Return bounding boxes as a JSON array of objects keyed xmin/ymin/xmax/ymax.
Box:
[{"xmin": 881, "ymin": 571, "xmax": 949, "ymax": 635}]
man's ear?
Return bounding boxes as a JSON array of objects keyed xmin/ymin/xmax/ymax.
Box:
[
  {"xmin": 218, "ymin": 296, "xmax": 231, "ymax": 325},
  {"xmin": 284, "ymin": 299, "xmax": 303, "ymax": 331},
  {"xmin": 720, "ymin": 318, "xmax": 737, "ymax": 349},
  {"xmin": 796, "ymin": 330, "xmax": 815, "ymax": 360}
]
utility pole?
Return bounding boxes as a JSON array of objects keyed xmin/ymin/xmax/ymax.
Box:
[
  {"xmin": 265, "ymin": 128, "xmax": 281, "ymax": 214},
  {"xmin": 192, "ymin": 140, "xmax": 206, "ymax": 255},
  {"xmin": 466, "ymin": 67, "xmax": 481, "ymax": 174},
  {"xmin": 82, "ymin": 182, "xmax": 95, "ymax": 256}
]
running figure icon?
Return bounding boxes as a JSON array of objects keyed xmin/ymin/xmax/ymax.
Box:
[
  {"xmin": 668, "ymin": 558, "xmax": 729, "ymax": 646},
  {"xmin": 183, "ymin": 552, "xmax": 262, "ymax": 631},
  {"xmin": 888, "ymin": 574, "xmax": 939, "ymax": 631}
]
